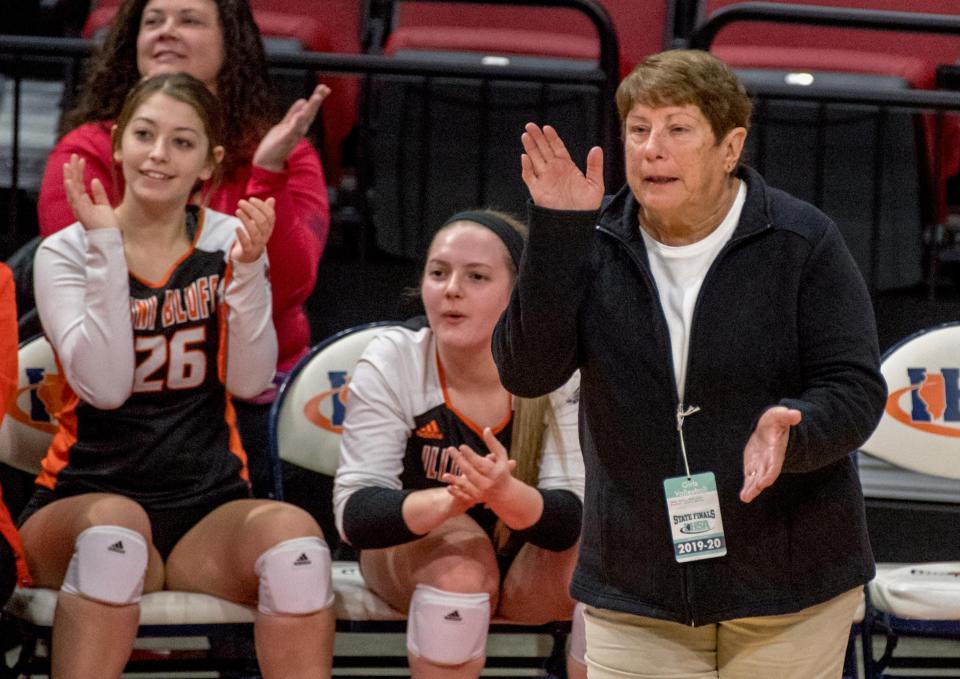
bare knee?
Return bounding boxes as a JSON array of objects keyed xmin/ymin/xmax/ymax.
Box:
[
  {"xmin": 80, "ymin": 494, "xmax": 153, "ymax": 541},
  {"xmin": 430, "ymin": 560, "xmax": 496, "ymax": 597},
  {"xmin": 417, "ymin": 536, "xmax": 499, "ymax": 601},
  {"xmin": 245, "ymin": 501, "xmax": 323, "ymax": 554}
]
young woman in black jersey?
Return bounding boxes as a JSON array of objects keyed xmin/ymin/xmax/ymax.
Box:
[
  {"xmin": 334, "ymin": 210, "xmax": 587, "ymax": 679},
  {"xmin": 20, "ymin": 73, "xmax": 334, "ymax": 679}
]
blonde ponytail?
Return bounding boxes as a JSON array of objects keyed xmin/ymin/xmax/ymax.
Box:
[{"xmin": 493, "ymin": 394, "xmax": 559, "ymax": 550}]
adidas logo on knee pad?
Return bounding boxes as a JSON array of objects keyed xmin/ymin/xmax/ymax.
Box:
[
  {"xmin": 255, "ymin": 537, "xmax": 333, "ymax": 615},
  {"xmin": 62, "ymin": 526, "xmax": 148, "ymax": 605},
  {"xmin": 407, "ymin": 586, "xmax": 490, "ymax": 665}
]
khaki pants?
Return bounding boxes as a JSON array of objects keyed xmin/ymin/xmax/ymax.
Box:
[{"xmin": 584, "ymin": 587, "xmax": 861, "ymax": 679}]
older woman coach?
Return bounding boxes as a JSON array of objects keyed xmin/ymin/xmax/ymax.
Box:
[{"xmin": 493, "ymin": 49, "xmax": 886, "ymax": 678}]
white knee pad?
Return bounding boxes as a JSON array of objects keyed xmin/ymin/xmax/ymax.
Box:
[
  {"xmin": 255, "ymin": 536, "xmax": 333, "ymax": 615},
  {"xmin": 406, "ymin": 584, "xmax": 490, "ymax": 666},
  {"xmin": 61, "ymin": 525, "xmax": 148, "ymax": 605},
  {"xmin": 569, "ymin": 602, "xmax": 587, "ymax": 666}
]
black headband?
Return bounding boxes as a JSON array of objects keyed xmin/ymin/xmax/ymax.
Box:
[{"xmin": 441, "ymin": 210, "xmax": 525, "ymax": 268}]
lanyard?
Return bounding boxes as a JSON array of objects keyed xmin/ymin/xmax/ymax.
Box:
[{"xmin": 675, "ymin": 403, "xmax": 701, "ymax": 479}]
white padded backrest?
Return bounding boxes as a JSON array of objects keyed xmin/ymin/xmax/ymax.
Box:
[
  {"xmin": 274, "ymin": 323, "xmax": 400, "ymax": 476},
  {"xmin": 860, "ymin": 322, "xmax": 960, "ymax": 480},
  {"xmin": 0, "ymin": 336, "xmax": 59, "ymax": 474}
]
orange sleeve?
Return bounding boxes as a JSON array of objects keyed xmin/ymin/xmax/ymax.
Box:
[{"xmin": 0, "ymin": 263, "xmax": 27, "ymax": 586}]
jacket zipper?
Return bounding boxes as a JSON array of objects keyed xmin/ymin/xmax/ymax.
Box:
[
  {"xmin": 681, "ymin": 224, "xmax": 772, "ymax": 626},
  {"xmin": 596, "ymin": 221, "xmax": 772, "ymax": 626}
]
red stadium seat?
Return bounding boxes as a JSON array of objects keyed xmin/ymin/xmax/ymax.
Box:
[
  {"xmin": 388, "ymin": 0, "xmax": 670, "ymax": 76},
  {"xmin": 705, "ymin": 0, "xmax": 960, "ymax": 80},
  {"xmin": 385, "ymin": 26, "xmax": 600, "ymax": 61}
]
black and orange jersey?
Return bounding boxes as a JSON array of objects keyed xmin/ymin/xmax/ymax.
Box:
[
  {"xmin": 401, "ymin": 361, "xmax": 514, "ymax": 536},
  {"xmin": 33, "ymin": 207, "xmax": 276, "ymax": 510},
  {"xmin": 334, "ymin": 319, "xmax": 583, "ymax": 550}
]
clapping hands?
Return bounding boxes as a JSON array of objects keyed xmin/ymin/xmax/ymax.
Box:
[
  {"xmin": 442, "ymin": 428, "xmax": 518, "ymax": 509},
  {"xmin": 252, "ymin": 84, "xmax": 331, "ymax": 173},
  {"xmin": 231, "ymin": 197, "xmax": 276, "ymax": 263}
]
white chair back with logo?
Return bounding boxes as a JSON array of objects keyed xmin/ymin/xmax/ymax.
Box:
[
  {"xmin": 270, "ymin": 321, "xmax": 401, "ymax": 478},
  {"xmin": 861, "ymin": 321, "xmax": 960, "ymax": 479},
  {"xmin": 858, "ymin": 322, "xmax": 960, "ymax": 679}
]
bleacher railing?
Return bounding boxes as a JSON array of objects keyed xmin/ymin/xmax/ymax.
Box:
[{"xmin": 688, "ymin": 1, "xmax": 960, "ymax": 48}]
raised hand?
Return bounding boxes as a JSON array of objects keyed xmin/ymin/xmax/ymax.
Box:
[
  {"xmin": 442, "ymin": 428, "xmax": 517, "ymax": 507},
  {"xmin": 252, "ymin": 84, "xmax": 331, "ymax": 173},
  {"xmin": 63, "ymin": 154, "xmax": 119, "ymax": 232},
  {"xmin": 520, "ymin": 123, "xmax": 604, "ymax": 211},
  {"xmin": 740, "ymin": 406, "xmax": 802, "ymax": 503},
  {"xmin": 231, "ymin": 196, "xmax": 276, "ymax": 263}
]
